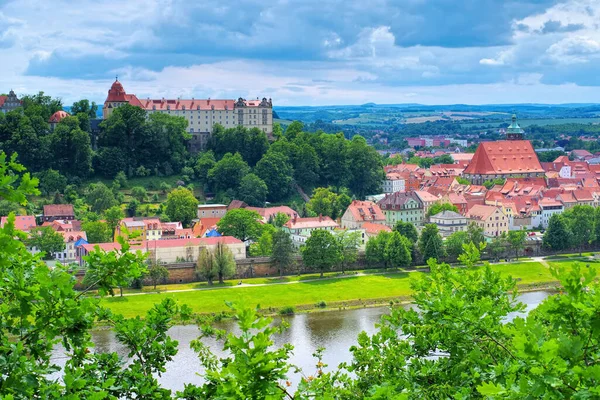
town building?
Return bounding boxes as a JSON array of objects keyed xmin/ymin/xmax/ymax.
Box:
[
  {"xmin": 0, "ymin": 215, "xmax": 37, "ymax": 232},
  {"xmin": 430, "ymin": 210, "xmax": 468, "ymax": 237},
  {"xmin": 197, "ymin": 204, "xmax": 228, "ymax": 219},
  {"xmin": 377, "ymin": 192, "xmax": 424, "ymax": 227},
  {"xmin": 466, "ymin": 205, "xmax": 509, "ymax": 238},
  {"xmin": 0, "ymin": 90, "xmax": 21, "ymax": 113},
  {"xmin": 114, "ymin": 218, "xmax": 162, "ymax": 242},
  {"xmin": 463, "ymin": 115, "xmax": 545, "ymax": 184},
  {"xmin": 282, "ymin": 215, "xmax": 339, "ymax": 248},
  {"xmin": 43, "ymin": 204, "xmax": 75, "ymax": 222},
  {"xmin": 102, "ymin": 79, "xmax": 273, "ymax": 152},
  {"xmin": 340, "ymin": 200, "xmax": 386, "ymax": 229},
  {"xmin": 538, "ymin": 198, "xmax": 564, "ymax": 229},
  {"xmin": 413, "ymin": 190, "xmax": 440, "ymax": 216},
  {"xmin": 245, "ymin": 205, "xmax": 296, "ymax": 223},
  {"xmin": 382, "ymin": 172, "xmax": 406, "ymax": 193},
  {"xmin": 49, "ymin": 110, "xmax": 70, "ymax": 131},
  {"xmin": 55, "ymin": 231, "xmax": 88, "ymax": 263}
]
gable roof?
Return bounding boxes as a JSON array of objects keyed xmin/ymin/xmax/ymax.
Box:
[
  {"xmin": 43, "ymin": 204, "xmax": 74, "ymax": 217},
  {"xmin": 0, "ymin": 215, "xmax": 36, "ymax": 231},
  {"xmin": 466, "ymin": 204, "xmax": 502, "ymax": 220},
  {"xmin": 377, "ymin": 192, "xmax": 423, "ymax": 210},
  {"xmin": 284, "ymin": 216, "xmax": 339, "ymax": 230},
  {"xmin": 464, "ymin": 140, "xmax": 543, "ymax": 175},
  {"xmin": 431, "ymin": 210, "xmax": 465, "ymax": 220},
  {"xmin": 362, "ymin": 222, "xmax": 392, "ymax": 235},
  {"xmin": 344, "ymin": 200, "xmax": 386, "ymax": 222}
]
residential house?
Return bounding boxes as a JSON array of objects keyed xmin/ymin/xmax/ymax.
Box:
[
  {"xmin": 466, "ymin": 205, "xmax": 509, "ymax": 238},
  {"xmin": 43, "ymin": 204, "xmax": 75, "ymax": 222},
  {"xmin": 0, "ymin": 215, "xmax": 36, "ymax": 232},
  {"xmin": 197, "ymin": 204, "xmax": 228, "ymax": 219},
  {"xmin": 55, "ymin": 231, "xmax": 87, "ymax": 263},
  {"xmin": 341, "ymin": 200, "xmax": 386, "ymax": 229},
  {"xmin": 114, "ymin": 218, "xmax": 162, "ymax": 242},
  {"xmin": 442, "ymin": 193, "xmax": 468, "ymax": 215},
  {"xmin": 377, "ymin": 192, "xmax": 424, "ymax": 227},
  {"xmin": 362, "ymin": 222, "xmax": 392, "ymax": 239},
  {"xmin": 538, "ymin": 198, "xmax": 564, "ymax": 229},
  {"xmin": 283, "ymin": 215, "xmax": 339, "ymax": 247},
  {"xmin": 192, "ymin": 217, "xmax": 221, "ymax": 237},
  {"xmin": 245, "ymin": 205, "xmax": 296, "ymax": 223},
  {"xmin": 430, "ymin": 210, "xmax": 468, "ymax": 237},
  {"xmin": 382, "ymin": 172, "xmax": 406, "ymax": 193},
  {"xmin": 414, "ymin": 190, "xmax": 440, "ymax": 216}
]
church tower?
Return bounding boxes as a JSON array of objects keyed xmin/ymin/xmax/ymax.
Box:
[
  {"xmin": 506, "ymin": 114, "xmax": 524, "ymax": 140},
  {"xmin": 102, "ymin": 78, "xmax": 129, "ymax": 119}
]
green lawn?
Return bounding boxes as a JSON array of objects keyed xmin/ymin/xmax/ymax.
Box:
[
  {"xmin": 547, "ymin": 258, "xmax": 600, "ymax": 272},
  {"xmin": 103, "ymin": 262, "xmax": 558, "ymax": 318}
]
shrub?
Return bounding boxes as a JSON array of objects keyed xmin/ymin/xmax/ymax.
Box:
[
  {"xmin": 279, "ymin": 306, "xmax": 295, "ymax": 315},
  {"xmin": 316, "ymin": 300, "xmax": 327, "ymax": 308}
]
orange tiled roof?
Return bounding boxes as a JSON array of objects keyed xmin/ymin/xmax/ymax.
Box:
[{"xmin": 464, "ymin": 140, "xmax": 543, "ymax": 175}]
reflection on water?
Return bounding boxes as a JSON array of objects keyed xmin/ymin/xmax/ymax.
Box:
[{"xmin": 54, "ymin": 291, "xmax": 552, "ymax": 392}]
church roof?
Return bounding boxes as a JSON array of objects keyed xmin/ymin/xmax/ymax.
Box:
[
  {"xmin": 49, "ymin": 110, "xmax": 70, "ymax": 123},
  {"xmin": 463, "ymin": 140, "xmax": 544, "ymax": 175},
  {"xmin": 506, "ymin": 114, "xmax": 524, "ymax": 134}
]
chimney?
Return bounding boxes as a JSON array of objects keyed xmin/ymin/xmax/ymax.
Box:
[
  {"xmin": 319, "ymin": 214, "xmax": 323, "ymax": 222},
  {"xmin": 293, "ymin": 213, "xmax": 297, "ymax": 223}
]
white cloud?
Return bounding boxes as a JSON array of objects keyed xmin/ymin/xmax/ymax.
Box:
[{"xmin": 546, "ymin": 35, "xmax": 600, "ymax": 63}]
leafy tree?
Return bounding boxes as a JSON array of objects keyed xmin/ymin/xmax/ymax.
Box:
[
  {"xmin": 486, "ymin": 233, "xmax": 508, "ymax": 261},
  {"xmin": 208, "ymin": 152, "xmax": 250, "ymax": 193},
  {"xmin": 271, "ymin": 212, "xmax": 290, "ymax": 228},
  {"xmin": 457, "ymin": 241, "xmax": 485, "ymax": 268},
  {"xmin": 217, "ymin": 208, "xmax": 263, "ymax": 242},
  {"xmin": 71, "ymin": 98, "xmax": 98, "ymax": 118},
  {"xmin": 306, "ymin": 187, "xmax": 350, "ymax": 219},
  {"xmin": 271, "ymin": 229, "xmax": 295, "ymax": 277},
  {"xmin": 165, "ymin": 187, "xmax": 198, "ymax": 227},
  {"xmin": 426, "ymin": 202, "xmax": 459, "ymax": 218},
  {"xmin": 81, "ymin": 220, "xmax": 112, "ymax": 243},
  {"xmin": 384, "ymin": 231, "xmax": 412, "ymax": 268},
  {"xmin": 27, "ymin": 226, "xmax": 65, "ymax": 259},
  {"xmin": 365, "ymin": 230, "xmax": 392, "ymax": 267},
  {"xmin": 104, "ymin": 205, "xmax": 124, "ymax": 234},
  {"xmin": 213, "ymin": 242, "xmax": 236, "ymax": 284},
  {"xmin": 249, "ymin": 224, "xmax": 275, "ymax": 257},
  {"xmin": 433, "ymin": 154, "xmax": 454, "ymax": 164},
  {"xmin": 127, "ymin": 199, "xmax": 140, "ymax": 217},
  {"xmin": 543, "ymin": 214, "xmax": 571, "ymax": 251},
  {"xmin": 445, "ymin": 230, "xmax": 469, "ymax": 261},
  {"xmin": 130, "ymin": 186, "xmax": 147, "ymax": 203},
  {"xmin": 393, "ymin": 220, "xmax": 418, "ymax": 243},
  {"xmin": 456, "ymin": 176, "xmax": 471, "ymax": 185},
  {"xmin": 467, "ymin": 222, "xmax": 486, "ymax": 248},
  {"xmin": 238, "ymin": 173, "xmax": 268, "ymax": 207},
  {"xmin": 49, "ymin": 116, "xmax": 93, "ymax": 178},
  {"xmin": 113, "ymin": 170, "xmax": 128, "ymax": 189},
  {"xmin": 148, "ymin": 263, "xmax": 169, "ymax": 289},
  {"xmin": 419, "ymin": 223, "xmax": 445, "ymax": 263},
  {"xmin": 563, "ymin": 205, "xmax": 595, "ymax": 255},
  {"xmin": 346, "ymin": 135, "xmax": 384, "ymax": 197},
  {"xmin": 317, "ymin": 133, "xmax": 349, "ymax": 188},
  {"xmin": 35, "ymin": 169, "xmax": 67, "ymax": 196},
  {"xmin": 336, "ymin": 230, "xmax": 362, "ymax": 273},
  {"xmin": 159, "ymin": 181, "xmax": 172, "ymax": 194},
  {"xmin": 255, "ymin": 151, "xmax": 294, "ymax": 201},
  {"xmin": 301, "ymin": 229, "xmax": 342, "ymax": 277},
  {"xmin": 284, "ymin": 120, "xmax": 304, "ymax": 140},
  {"xmin": 482, "ymin": 177, "xmax": 506, "ymax": 189},
  {"xmin": 85, "ymin": 182, "xmax": 118, "ymax": 213},
  {"xmin": 194, "ymin": 151, "xmax": 216, "ymax": 185},
  {"xmin": 196, "ymin": 248, "xmax": 217, "ymax": 285},
  {"xmin": 507, "ymin": 229, "xmax": 527, "ymax": 259}
]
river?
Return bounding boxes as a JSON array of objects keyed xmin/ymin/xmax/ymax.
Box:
[{"xmin": 54, "ymin": 290, "xmax": 551, "ymax": 392}]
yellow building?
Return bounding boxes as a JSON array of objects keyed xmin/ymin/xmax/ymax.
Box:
[{"xmin": 466, "ymin": 204, "xmax": 509, "ymax": 238}]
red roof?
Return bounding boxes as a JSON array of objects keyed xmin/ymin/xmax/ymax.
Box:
[
  {"xmin": 105, "ymin": 80, "xmax": 128, "ymax": 102},
  {"xmin": 362, "ymin": 222, "xmax": 391, "ymax": 235},
  {"xmin": 466, "ymin": 205, "xmax": 502, "ymax": 220},
  {"xmin": 49, "ymin": 110, "xmax": 70, "ymax": 123},
  {"xmin": 284, "ymin": 216, "xmax": 339, "ymax": 230},
  {"xmin": 140, "ymin": 98, "xmax": 235, "ymax": 111},
  {"xmin": 43, "ymin": 204, "xmax": 74, "ymax": 217},
  {"xmin": 464, "ymin": 140, "xmax": 543, "ymax": 175},
  {"xmin": 0, "ymin": 215, "xmax": 36, "ymax": 232},
  {"xmin": 246, "ymin": 206, "xmax": 296, "ymax": 221},
  {"xmin": 81, "ymin": 236, "xmax": 242, "ymax": 252},
  {"xmin": 345, "ymin": 200, "xmax": 386, "ymax": 223},
  {"xmin": 0, "ymin": 96, "xmax": 6, "ymax": 108}
]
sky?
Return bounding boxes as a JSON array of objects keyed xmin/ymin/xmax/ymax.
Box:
[{"xmin": 2, "ymin": 0, "xmax": 600, "ymax": 106}]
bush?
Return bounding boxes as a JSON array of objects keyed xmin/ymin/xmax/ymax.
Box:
[
  {"xmin": 316, "ymin": 300, "xmax": 327, "ymax": 308},
  {"xmin": 279, "ymin": 306, "xmax": 295, "ymax": 315}
]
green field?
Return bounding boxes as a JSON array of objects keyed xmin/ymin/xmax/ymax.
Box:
[
  {"xmin": 461, "ymin": 117, "xmax": 600, "ymax": 128},
  {"xmin": 103, "ymin": 262, "xmax": 557, "ymax": 318}
]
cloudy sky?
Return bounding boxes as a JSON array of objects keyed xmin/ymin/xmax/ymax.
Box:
[{"xmin": 2, "ymin": 0, "xmax": 600, "ymax": 105}]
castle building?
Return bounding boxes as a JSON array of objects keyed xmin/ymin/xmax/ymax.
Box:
[
  {"xmin": 102, "ymin": 79, "xmax": 273, "ymax": 152},
  {"xmin": 462, "ymin": 115, "xmax": 545, "ymax": 184},
  {"xmin": 0, "ymin": 90, "xmax": 21, "ymax": 113}
]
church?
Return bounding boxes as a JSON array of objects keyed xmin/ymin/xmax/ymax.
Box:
[{"xmin": 462, "ymin": 115, "xmax": 545, "ymax": 184}]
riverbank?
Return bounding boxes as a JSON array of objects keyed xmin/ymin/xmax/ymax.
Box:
[{"xmin": 101, "ymin": 258, "xmax": 594, "ymax": 318}]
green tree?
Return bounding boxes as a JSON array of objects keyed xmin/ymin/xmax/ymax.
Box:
[
  {"xmin": 457, "ymin": 241, "xmax": 485, "ymax": 268},
  {"xmin": 196, "ymin": 248, "xmax": 217, "ymax": 285},
  {"xmin": 307, "ymin": 187, "xmax": 337, "ymax": 218},
  {"xmin": 130, "ymin": 186, "xmax": 147, "ymax": 203},
  {"xmin": 238, "ymin": 173, "xmax": 268, "ymax": 207},
  {"xmin": 337, "ymin": 230, "xmax": 362, "ymax": 273},
  {"xmin": 49, "ymin": 116, "xmax": 93, "ymax": 177},
  {"xmin": 365, "ymin": 230, "xmax": 392, "ymax": 267},
  {"xmin": 271, "ymin": 229, "xmax": 295, "ymax": 277},
  {"xmin": 384, "ymin": 231, "xmax": 412, "ymax": 268},
  {"xmin": 127, "ymin": 199, "xmax": 140, "ymax": 217},
  {"xmin": 81, "ymin": 220, "xmax": 112, "ymax": 243},
  {"xmin": 194, "ymin": 151, "xmax": 216, "ymax": 185},
  {"xmin": 113, "ymin": 170, "xmax": 128, "ymax": 189},
  {"xmin": 444, "ymin": 230, "xmax": 469, "ymax": 261},
  {"xmin": 249, "ymin": 224, "xmax": 275, "ymax": 257},
  {"xmin": 27, "ymin": 226, "xmax": 65, "ymax": 259},
  {"xmin": 148, "ymin": 263, "xmax": 169, "ymax": 289},
  {"xmin": 104, "ymin": 205, "xmax": 124, "ymax": 234},
  {"xmin": 217, "ymin": 208, "xmax": 262, "ymax": 242},
  {"xmin": 346, "ymin": 135, "xmax": 384, "ymax": 197},
  {"xmin": 165, "ymin": 187, "xmax": 198, "ymax": 227},
  {"xmin": 208, "ymin": 152, "xmax": 250, "ymax": 193},
  {"xmin": 213, "ymin": 242, "xmax": 236, "ymax": 284},
  {"xmin": 563, "ymin": 205, "xmax": 595, "ymax": 255},
  {"xmin": 426, "ymin": 202, "xmax": 459, "ymax": 218},
  {"xmin": 71, "ymin": 98, "xmax": 98, "ymax": 118},
  {"xmin": 255, "ymin": 151, "xmax": 294, "ymax": 201},
  {"xmin": 301, "ymin": 229, "xmax": 342, "ymax": 277},
  {"xmin": 393, "ymin": 220, "xmax": 419, "ymax": 243},
  {"xmin": 86, "ymin": 182, "xmax": 118, "ymax": 213},
  {"xmin": 507, "ymin": 229, "xmax": 527, "ymax": 259},
  {"xmin": 487, "ymin": 233, "xmax": 508, "ymax": 261},
  {"xmin": 419, "ymin": 223, "xmax": 445, "ymax": 263},
  {"xmin": 317, "ymin": 133, "xmax": 349, "ymax": 188},
  {"xmin": 467, "ymin": 222, "xmax": 486, "ymax": 247},
  {"xmin": 35, "ymin": 169, "xmax": 67, "ymax": 196},
  {"xmin": 543, "ymin": 214, "xmax": 571, "ymax": 251},
  {"xmin": 271, "ymin": 212, "xmax": 290, "ymax": 228}
]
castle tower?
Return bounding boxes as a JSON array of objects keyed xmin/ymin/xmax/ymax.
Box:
[
  {"xmin": 506, "ymin": 114, "xmax": 524, "ymax": 140},
  {"xmin": 102, "ymin": 78, "xmax": 129, "ymax": 119}
]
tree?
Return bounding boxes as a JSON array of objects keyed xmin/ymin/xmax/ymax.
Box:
[
  {"xmin": 27, "ymin": 226, "xmax": 65, "ymax": 259},
  {"xmin": 254, "ymin": 151, "xmax": 294, "ymax": 201},
  {"xmin": 384, "ymin": 231, "xmax": 412, "ymax": 269},
  {"xmin": 419, "ymin": 223, "xmax": 445, "ymax": 263},
  {"xmin": 467, "ymin": 222, "xmax": 486, "ymax": 248},
  {"xmin": 271, "ymin": 230, "xmax": 295, "ymax": 277},
  {"xmin": 35, "ymin": 169, "xmax": 67, "ymax": 196},
  {"xmin": 445, "ymin": 231, "xmax": 469, "ymax": 261},
  {"xmin": 113, "ymin": 171, "xmax": 128, "ymax": 189},
  {"xmin": 86, "ymin": 182, "xmax": 118, "ymax": 213},
  {"xmin": 208, "ymin": 152, "xmax": 250, "ymax": 193},
  {"xmin": 71, "ymin": 99, "xmax": 98, "ymax": 118},
  {"xmin": 196, "ymin": 248, "xmax": 217, "ymax": 285},
  {"xmin": 426, "ymin": 202, "xmax": 459, "ymax": 218},
  {"xmin": 271, "ymin": 212, "xmax": 290, "ymax": 228},
  {"xmin": 213, "ymin": 242, "xmax": 236, "ymax": 284},
  {"xmin": 238, "ymin": 173, "xmax": 268, "ymax": 207},
  {"xmin": 165, "ymin": 187, "xmax": 198, "ymax": 227},
  {"xmin": 507, "ymin": 230, "xmax": 527, "ymax": 259},
  {"xmin": 306, "ymin": 187, "xmax": 350, "ymax": 219},
  {"xmin": 216, "ymin": 208, "xmax": 262, "ymax": 242},
  {"xmin": 366, "ymin": 230, "xmax": 392, "ymax": 267},
  {"xmin": 337, "ymin": 230, "xmax": 362, "ymax": 273},
  {"xmin": 563, "ymin": 205, "xmax": 595, "ymax": 255},
  {"xmin": 249, "ymin": 224, "xmax": 275, "ymax": 257},
  {"xmin": 346, "ymin": 135, "xmax": 384, "ymax": 197},
  {"xmin": 49, "ymin": 116, "xmax": 93, "ymax": 178},
  {"xmin": 487, "ymin": 234, "xmax": 508, "ymax": 261},
  {"xmin": 148, "ymin": 263, "xmax": 169, "ymax": 289},
  {"xmin": 127, "ymin": 199, "xmax": 140, "ymax": 217},
  {"xmin": 195, "ymin": 151, "xmax": 216, "ymax": 185},
  {"xmin": 457, "ymin": 241, "xmax": 485, "ymax": 268},
  {"xmin": 393, "ymin": 220, "xmax": 419, "ymax": 243},
  {"xmin": 543, "ymin": 214, "xmax": 571, "ymax": 251},
  {"xmin": 301, "ymin": 229, "xmax": 342, "ymax": 277},
  {"xmin": 81, "ymin": 220, "xmax": 112, "ymax": 243},
  {"xmin": 130, "ymin": 186, "xmax": 147, "ymax": 203},
  {"xmin": 105, "ymin": 205, "xmax": 124, "ymax": 234}
]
